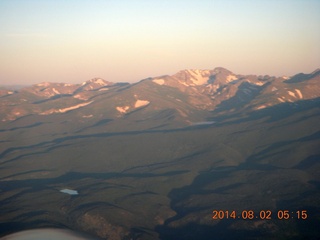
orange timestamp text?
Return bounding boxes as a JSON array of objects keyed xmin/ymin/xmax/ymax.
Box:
[{"xmin": 212, "ymin": 210, "xmax": 308, "ymax": 220}]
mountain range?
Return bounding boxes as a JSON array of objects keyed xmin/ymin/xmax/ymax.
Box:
[
  {"xmin": 0, "ymin": 67, "xmax": 319, "ymax": 240},
  {"xmin": 1, "ymin": 68, "xmax": 319, "ymax": 126}
]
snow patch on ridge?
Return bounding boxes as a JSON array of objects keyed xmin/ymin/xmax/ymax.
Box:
[
  {"xmin": 94, "ymin": 79, "xmax": 106, "ymax": 85},
  {"xmin": 152, "ymin": 78, "xmax": 165, "ymax": 85},
  {"xmin": 37, "ymin": 82, "xmax": 50, "ymax": 87},
  {"xmin": 39, "ymin": 101, "xmax": 93, "ymax": 115},
  {"xmin": 116, "ymin": 106, "xmax": 130, "ymax": 113},
  {"xmin": 226, "ymin": 75, "xmax": 238, "ymax": 83},
  {"xmin": 256, "ymin": 105, "xmax": 267, "ymax": 110},
  {"xmin": 73, "ymin": 94, "xmax": 87, "ymax": 100},
  {"xmin": 187, "ymin": 69, "xmax": 210, "ymax": 85},
  {"xmin": 288, "ymin": 91, "xmax": 296, "ymax": 98},
  {"xmin": 254, "ymin": 81, "xmax": 265, "ymax": 86},
  {"xmin": 295, "ymin": 89, "xmax": 303, "ymax": 99},
  {"xmin": 135, "ymin": 100, "xmax": 150, "ymax": 108},
  {"xmin": 52, "ymin": 88, "xmax": 60, "ymax": 94},
  {"xmin": 98, "ymin": 88, "xmax": 108, "ymax": 91},
  {"xmin": 179, "ymin": 81, "xmax": 190, "ymax": 86},
  {"xmin": 58, "ymin": 101, "xmax": 93, "ymax": 113}
]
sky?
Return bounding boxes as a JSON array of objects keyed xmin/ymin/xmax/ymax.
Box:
[{"xmin": 0, "ymin": 0, "xmax": 319, "ymax": 85}]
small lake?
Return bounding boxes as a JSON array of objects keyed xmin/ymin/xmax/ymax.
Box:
[{"xmin": 60, "ymin": 188, "xmax": 78, "ymax": 195}]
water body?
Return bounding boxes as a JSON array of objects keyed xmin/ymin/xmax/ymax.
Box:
[{"xmin": 60, "ymin": 189, "xmax": 78, "ymax": 195}]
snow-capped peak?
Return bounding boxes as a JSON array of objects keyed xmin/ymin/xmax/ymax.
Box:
[
  {"xmin": 79, "ymin": 78, "xmax": 112, "ymax": 91},
  {"xmin": 173, "ymin": 69, "xmax": 211, "ymax": 86}
]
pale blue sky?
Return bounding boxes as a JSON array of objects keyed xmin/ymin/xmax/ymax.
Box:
[{"xmin": 0, "ymin": 0, "xmax": 319, "ymax": 84}]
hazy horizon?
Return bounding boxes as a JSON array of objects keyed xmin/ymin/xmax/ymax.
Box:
[{"xmin": 1, "ymin": 0, "xmax": 319, "ymax": 85}]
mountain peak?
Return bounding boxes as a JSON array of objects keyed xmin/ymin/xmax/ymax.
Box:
[
  {"xmin": 79, "ymin": 78, "xmax": 113, "ymax": 91},
  {"xmin": 172, "ymin": 69, "xmax": 211, "ymax": 85},
  {"xmin": 311, "ymin": 68, "xmax": 320, "ymax": 75},
  {"xmin": 213, "ymin": 67, "xmax": 233, "ymax": 74},
  {"xmin": 82, "ymin": 78, "xmax": 112, "ymax": 86}
]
